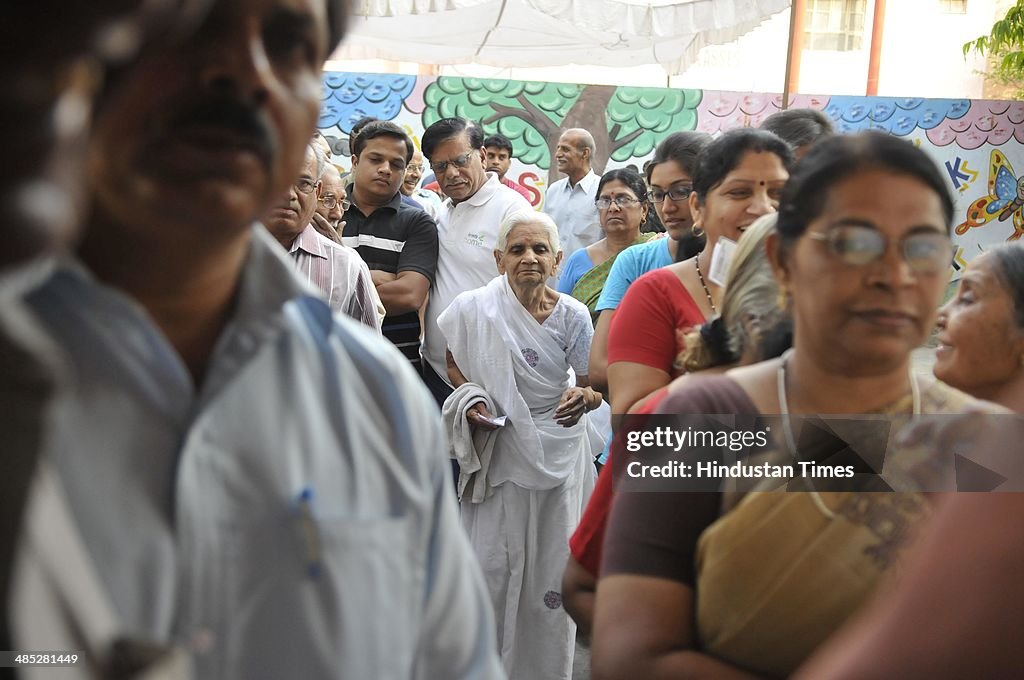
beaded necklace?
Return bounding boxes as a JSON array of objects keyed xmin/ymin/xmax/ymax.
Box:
[{"xmin": 694, "ymin": 257, "xmax": 717, "ymax": 314}]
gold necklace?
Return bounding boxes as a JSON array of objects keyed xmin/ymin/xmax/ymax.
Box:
[{"xmin": 694, "ymin": 257, "xmax": 717, "ymax": 314}]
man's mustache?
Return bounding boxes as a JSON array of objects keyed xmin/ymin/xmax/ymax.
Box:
[{"xmin": 165, "ymin": 95, "xmax": 275, "ymax": 161}]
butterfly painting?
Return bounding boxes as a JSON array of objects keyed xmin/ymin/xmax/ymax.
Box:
[{"xmin": 955, "ymin": 150, "xmax": 1024, "ymax": 240}]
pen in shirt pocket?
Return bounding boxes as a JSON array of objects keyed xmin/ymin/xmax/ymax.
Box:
[{"xmin": 296, "ymin": 487, "xmax": 322, "ymax": 580}]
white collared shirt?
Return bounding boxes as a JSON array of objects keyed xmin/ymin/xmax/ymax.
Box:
[
  {"xmin": 422, "ymin": 173, "xmax": 531, "ymax": 381},
  {"xmin": 543, "ymin": 169, "xmax": 602, "ymax": 258}
]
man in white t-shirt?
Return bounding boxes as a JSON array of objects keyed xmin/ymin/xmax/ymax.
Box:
[
  {"xmin": 420, "ymin": 117, "xmax": 531, "ymax": 405},
  {"xmin": 543, "ymin": 128, "xmax": 601, "ymax": 259}
]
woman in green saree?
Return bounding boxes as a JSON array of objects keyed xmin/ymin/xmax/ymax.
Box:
[{"xmin": 556, "ymin": 168, "xmax": 655, "ymax": 322}]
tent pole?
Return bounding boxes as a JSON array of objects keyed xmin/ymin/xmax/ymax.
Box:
[
  {"xmin": 866, "ymin": 0, "xmax": 887, "ymax": 95},
  {"xmin": 782, "ymin": 0, "xmax": 805, "ymax": 110}
]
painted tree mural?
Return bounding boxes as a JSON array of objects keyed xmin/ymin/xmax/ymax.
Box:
[{"xmin": 422, "ymin": 77, "xmax": 702, "ymax": 183}]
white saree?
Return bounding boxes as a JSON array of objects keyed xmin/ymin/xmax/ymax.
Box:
[{"xmin": 438, "ymin": 274, "xmax": 600, "ymax": 680}]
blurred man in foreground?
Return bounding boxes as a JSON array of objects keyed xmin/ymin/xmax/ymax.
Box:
[
  {"xmin": 2, "ymin": 3, "xmax": 213, "ymax": 678},
  {"xmin": 12, "ymin": 0, "xmax": 502, "ymax": 677}
]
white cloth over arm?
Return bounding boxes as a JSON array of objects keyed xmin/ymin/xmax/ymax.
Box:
[
  {"xmin": 441, "ymin": 382, "xmax": 500, "ymax": 504},
  {"xmin": 437, "ymin": 274, "xmax": 599, "ymax": 680},
  {"xmin": 437, "ymin": 275, "xmax": 600, "ymax": 490}
]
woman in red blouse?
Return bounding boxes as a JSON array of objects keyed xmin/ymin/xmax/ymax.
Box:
[
  {"xmin": 606, "ymin": 129, "xmax": 794, "ymax": 418},
  {"xmin": 562, "ymin": 214, "xmax": 790, "ymax": 637}
]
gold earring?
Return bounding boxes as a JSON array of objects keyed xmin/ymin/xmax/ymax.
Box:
[
  {"xmin": 776, "ymin": 286, "xmax": 789, "ymax": 309},
  {"xmin": 692, "ymin": 223, "xmax": 705, "ymax": 238}
]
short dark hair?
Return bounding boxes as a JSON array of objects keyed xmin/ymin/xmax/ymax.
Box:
[
  {"xmin": 776, "ymin": 130, "xmax": 955, "ymax": 248},
  {"xmin": 760, "ymin": 108, "xmax": 835, "ymax": 150},
  {"xmin": 350, "ymin": 116, "xmax": 379, "ymax": 138},
  {"xmin": 646, "ymin": 131, "xmax": 713, "ymax": 183},
  {"xmin": 351, "ymin": 121, "xmax": 414, "ymax": 163},
  {"xmin": 484, "ymin": 133, "xmax": 514, "ymax": 154},
  {"xmin": 597, "ymin": 167, "xmax": 648, "ymax": 204},
  {"xmin": 692, "ymin": 128, "xmax": 795, "ymax": 205},
  {"xmin": 421, "ymin": 118, "xmax": 484, "ymax": 160},
  {"xmin": 986, "ymin": 242, "xmax": 1024, "ymax": 328}
]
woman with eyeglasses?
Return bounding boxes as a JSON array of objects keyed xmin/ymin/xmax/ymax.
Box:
[
  {"xmin": 793, "ymin": 252, "xmax": 1024, "ymax": 680},
  {"xmin": 588, "ymin": 132, "xmax": 710, "ymax": 394},
  {"xmin": 557, "ymin": 168, "xmax": 656, "ymax": 322},
  {"xmin": 605, "ymin": 128, "xmax": 793, "ymax": 420},
  {"xmin": 593, "ymin": 131, "xmax": 994, "ymax": 679},
  {"xmin": 932, "ymin": 242, "xmax": 1024, "ymax": 413},
  {"xmin": 563, "ymin": 213, "xmax": 791, "ymax": 639}
]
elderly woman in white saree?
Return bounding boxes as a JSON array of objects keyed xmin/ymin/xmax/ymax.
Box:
[{"xmin": 438, "ymin": 211, "xmax": 602, "ymax": 680}]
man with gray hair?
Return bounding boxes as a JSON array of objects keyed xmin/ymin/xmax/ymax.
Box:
[
  {"xmin": 264, "ymin": 143, "xmax": 380, "ymax": 330},
  {"xmin": 315, "ymin": 162, "xmax": 349, "ymax": 236},
  {"xmin": 544, "ymin": 128, "xmax": 601, "ymax": 258}
]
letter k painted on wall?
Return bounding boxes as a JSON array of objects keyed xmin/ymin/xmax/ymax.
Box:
[{"xmin": 945, "ymin": 158, "xmax": 978, "ymax": 193}]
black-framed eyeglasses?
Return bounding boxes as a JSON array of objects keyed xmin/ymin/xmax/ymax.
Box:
[
  {"xmin": 430, "ymin": 151, "xmax": 476, "ymax": 174},
  {"xmin": 295, "ymin": 178, "xmax": 318, "ymax": 194},
  {"xmin": 807, "ymin": 224, "xmax": 952, "ymax": 273},
  {"xmin": 320, "ymin": 195, "xmax": 350, "ymax": 211},
  {"xmin": 595, "ymin": 196, "xmax": 641, "ymax": 210},
  {"xmin": 650, "ymin": 185, "xmax": 693, "ymax": 203}
]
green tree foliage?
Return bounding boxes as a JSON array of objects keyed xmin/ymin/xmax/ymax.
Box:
[
  {"xmin": 607, "ymin": 87, "xmax": 702, "ymax": 161},
  {"xmin": 421, "ymin": 77, "xmax": 701, "ymax": 180},
  {"xmin": 964, "ymin": 0, "xmax": 1024, "ymax": 98},
  {"xmin": 423, "ymin": 79, "xmax": 582, "ymax": 169}
]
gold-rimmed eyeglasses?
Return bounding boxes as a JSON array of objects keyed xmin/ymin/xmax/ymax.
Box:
[{"xmin": 319, "ymin": 195, "xmax": 350, "ymax": 211}]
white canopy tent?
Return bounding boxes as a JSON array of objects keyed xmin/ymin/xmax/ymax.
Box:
[{"xmin": 336, "ymin": 0, "xmax": 792, "ymax": 75}]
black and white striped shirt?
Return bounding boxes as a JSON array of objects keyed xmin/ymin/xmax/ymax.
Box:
[{"xmin": 342, "ymin": 190, "xmax": 438, "ymax": 367}]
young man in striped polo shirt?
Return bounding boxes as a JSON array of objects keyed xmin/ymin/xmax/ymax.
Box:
[{"xmin": 342, "ymin": 121, "xmax": 439, "ymax": 373}]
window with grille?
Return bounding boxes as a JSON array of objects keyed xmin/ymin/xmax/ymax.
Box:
[
  {"xmin": 804, "ymin": 0, "xmax": 868, "ymax": 51},
  {"xmin": 939, "ymin": 0, "xmax": 967, "ymax": 13}
]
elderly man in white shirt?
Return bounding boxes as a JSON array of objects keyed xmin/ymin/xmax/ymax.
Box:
[
  {"xmin": 420, "ymin": 117, "xmax": 531, "ymax": 406},
  {"xmin": 543, "ymin": 128, "xmax": 602, "ymax": 259}
]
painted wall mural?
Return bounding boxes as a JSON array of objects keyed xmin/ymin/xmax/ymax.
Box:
[{"xmin": 318, "ymin": 71, "xmax": 1024, "ymax": 279}]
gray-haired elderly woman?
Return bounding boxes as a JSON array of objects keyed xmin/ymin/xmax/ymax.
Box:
[{"xmin": 438, "ymin": 210, "xmax": 602, "ymax": 680}]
